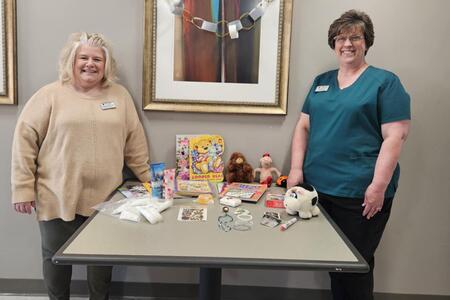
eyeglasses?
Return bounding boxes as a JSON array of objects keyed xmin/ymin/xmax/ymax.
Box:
[{"xmin": 334, "ymin": 35, "xmax": 364, "ymax": 44}]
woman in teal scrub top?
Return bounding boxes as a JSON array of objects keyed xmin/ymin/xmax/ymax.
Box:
[{"xmin": 287, "ymin": 10, "xmax": 410, "ymax": 300}]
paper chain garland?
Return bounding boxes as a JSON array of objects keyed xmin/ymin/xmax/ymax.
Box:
[{"xmin": 165, "ymin": 0, "xmax": 274, "ymax": 39}]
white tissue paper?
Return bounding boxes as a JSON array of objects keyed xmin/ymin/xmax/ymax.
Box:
[
  {"xmin": 94, "ymin": 197, "xmax": 173, "ymax": 224},
  {"xmin": 112, "ymin": 198, "xmax": 151, "ymax": 215},
  {"xmin": 119, "ymin": 206, "xmax": 143, "ymax": 222}
]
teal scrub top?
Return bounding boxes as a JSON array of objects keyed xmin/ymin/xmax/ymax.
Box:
[{"xmin": 302, "ymin": 66, "xmax": 411, "ymax": 198}]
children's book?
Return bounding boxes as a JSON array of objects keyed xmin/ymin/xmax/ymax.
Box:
[
  {"xmin": 176, "ymin": 134, "xmax": 225, "ymax": 182},
  {"xmin": 220, "ymin": 182, "xmax": 268, "ymax": 202},
  {"xmin": 175, "ymin": 180, "xmax": 213, "ymax": 197}
]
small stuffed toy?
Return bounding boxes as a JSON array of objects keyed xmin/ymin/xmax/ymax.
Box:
[
  {"xmin": 276, "ymin": 175, "xmax": 288, "ymax": 188},
  {"xmin": 225, "ymin": 152, "xmax": 254, "ymax": 183},
  {"xmin": 253, "ymin": 153, "xmax": 281, "ymax": 186},
  {"xmin": 284, "ymin": 183, "xmax": 320, "ymax": 219}
]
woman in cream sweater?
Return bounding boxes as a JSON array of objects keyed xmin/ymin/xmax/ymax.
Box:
[{"xmin": 11, "ymin": 32, "xmax": 150, "ymax": 300}]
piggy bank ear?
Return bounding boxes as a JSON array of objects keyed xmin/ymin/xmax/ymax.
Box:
[{"xmin": 297, "ymin": 182, "xmax": 314, "ymax": 192}]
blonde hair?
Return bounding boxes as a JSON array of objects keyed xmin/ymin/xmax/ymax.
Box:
[{"xmin": 58, "ymin": 32, "xmax": 117, "ymax": 86}]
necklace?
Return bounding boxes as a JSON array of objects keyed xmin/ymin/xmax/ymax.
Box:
[{"xmin": 165, "ymin": 0, "xmax": 274, "ymax": 39}]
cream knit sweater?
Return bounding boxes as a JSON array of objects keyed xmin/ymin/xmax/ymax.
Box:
[{"xmin": 11, "ymin": 82, "xmax": 150, "ymax": 221}]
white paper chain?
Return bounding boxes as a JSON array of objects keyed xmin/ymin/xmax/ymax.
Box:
[{"xmin": 164, "ymin": 0, "xmax": 274, "ymax": 39}]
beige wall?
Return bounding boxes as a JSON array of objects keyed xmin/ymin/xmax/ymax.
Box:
[{"xmin": 1, "ymin": 0, "xmax": 449, "ymax": 296}]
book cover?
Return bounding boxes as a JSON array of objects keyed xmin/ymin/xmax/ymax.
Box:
[
  {"xmin": 175, "ymin": 180, "xmax": 213, "ymax": 197},
  {"xmin": 220, "ymin": 182, "xmax": 268, "ymax": 202},
  {"xmin": 188, "ymin": 134, "xmax": 224, "ymax": 182}
]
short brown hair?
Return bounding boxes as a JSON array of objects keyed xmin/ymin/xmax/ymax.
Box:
[{"xmin": 328, "ymin": 10, "xmax": 374, "ymax": 55}]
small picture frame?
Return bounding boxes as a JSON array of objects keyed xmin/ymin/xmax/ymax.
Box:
[{"xmin": 0, "ymin": 0, "xmax": 17, "ymax": 105}]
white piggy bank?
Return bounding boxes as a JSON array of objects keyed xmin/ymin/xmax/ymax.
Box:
[{"xmin": 284, "ymin": 183, "xmax": 320, "ymax": 219}]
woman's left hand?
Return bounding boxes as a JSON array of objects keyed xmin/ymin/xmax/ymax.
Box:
[{"xmin": 362, "ymin": 184, "xmax": 385, "ymax": 219}]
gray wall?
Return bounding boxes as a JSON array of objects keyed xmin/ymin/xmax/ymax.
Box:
[{"xmin": 1, "ymin": 0, "xmax": 449, "ymax": 296}]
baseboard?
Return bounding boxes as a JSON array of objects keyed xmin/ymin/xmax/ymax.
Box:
[{"xmin": 0, "ymin": 279, "xmax": 448, "ymax": 300}]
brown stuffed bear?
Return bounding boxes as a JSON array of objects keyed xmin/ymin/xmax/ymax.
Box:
[{"xmin": 225, "ymin": 152, "xmax": 254, "ymax": 183}]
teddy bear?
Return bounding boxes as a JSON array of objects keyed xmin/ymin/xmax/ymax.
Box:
[
  {"xmin": 284, "ymin": 183, "xmax": 320, "ymax": 219},
  {"xmin": 253, "ymin": 153, "xmax": 281, "ymax": 186},
  {"xmin": 225, "ymin": 152, "xmax": 254, "ymax": 183},
  {"xmin": 192, "ymin": 138, "xmax": 212, "ymax": 174}
]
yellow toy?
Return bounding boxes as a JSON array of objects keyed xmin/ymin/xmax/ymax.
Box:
[{"xmin": 195, "ymin": 193, "xmax": 214, "ymax": 205}]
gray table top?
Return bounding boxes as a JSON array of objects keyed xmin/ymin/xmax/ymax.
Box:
[{"xmin": 53, "ymin": 185, "xmax": 368, "ymax": 273}]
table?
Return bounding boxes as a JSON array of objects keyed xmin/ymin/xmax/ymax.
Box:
[{"xmin": 53, "ymin": 186, "xmax": 368, "ymax": 300}]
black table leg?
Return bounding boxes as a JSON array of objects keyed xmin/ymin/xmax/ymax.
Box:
[{"xmin": 199, "ymin": 267, "xmax": 222, "ymax": 300}]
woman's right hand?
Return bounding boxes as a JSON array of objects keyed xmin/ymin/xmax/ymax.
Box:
[
  {"xmin": 287, "ymin": 168, "xmax": 303, "ymax": 188},
  {"xmin": 14, "ymin": 201, "xmax": 35, "ymax": 214}
]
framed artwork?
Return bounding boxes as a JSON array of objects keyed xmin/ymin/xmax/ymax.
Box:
[
  {"xmin": 0, "ymin": 0, "xmax": 16, "ymax": 105},
  {"xmin": 143, "ymin": 0, "xmax": 293, "ymax": 114}
]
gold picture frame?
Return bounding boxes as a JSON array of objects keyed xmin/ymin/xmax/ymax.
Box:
[
  {"xmin": 0, "ymin": 0, "xmax": 16, "ymax": 105},
  {"xmin": 143, "ymin": 0, "xmax": 292, "ymax": 114}
]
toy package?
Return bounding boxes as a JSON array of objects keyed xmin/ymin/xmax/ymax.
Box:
[
  {"xmin": 220, "ymin": 182, "xmax": 268, "ymax": 202},
  {"xmin": 118, "ymin": 183, "xmax": 150, "ymax": 199},
  {"xmin": 175, "ymin": 134, "xmax": 225, "ymax": 182},
  {"xmin": 163, "ymin": 168, "xmax": 176, "ymax": 200},
  {"xmin": 175, "ymin": 135, "xmax": 191, "ymax": 181},
  {"xmin": 150, "ymin": 162, "xmax": 165, "ymax": 200}
]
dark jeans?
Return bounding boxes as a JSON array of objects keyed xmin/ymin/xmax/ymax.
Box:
[
  {"xmin": 39, "ymin": 215, "xmax": 112, "ymax": 300},
  {"xmin": 319, "ymin": 193, "xmax": 393, "ymax": 300}
]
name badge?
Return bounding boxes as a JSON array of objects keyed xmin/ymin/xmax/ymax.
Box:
[
  {"xmin": 315, "ymin": 85, "xmax": 329, "ymax": 92},
  {"xmin": 100, "ymin": 102, "xmax": 116, "ymax": 110}
]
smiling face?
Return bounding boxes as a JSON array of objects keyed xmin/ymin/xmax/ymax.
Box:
[
  {"xmin": 334, "ymin": 26, "xmax": 367, "ymax": 68},
  {"xmin": 72, "ymin": 44, "xmax": 105, "ymax": 92},
  {"xmin": 260, "ymin": 156, "xmax": 272, "ymax": 168}
]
